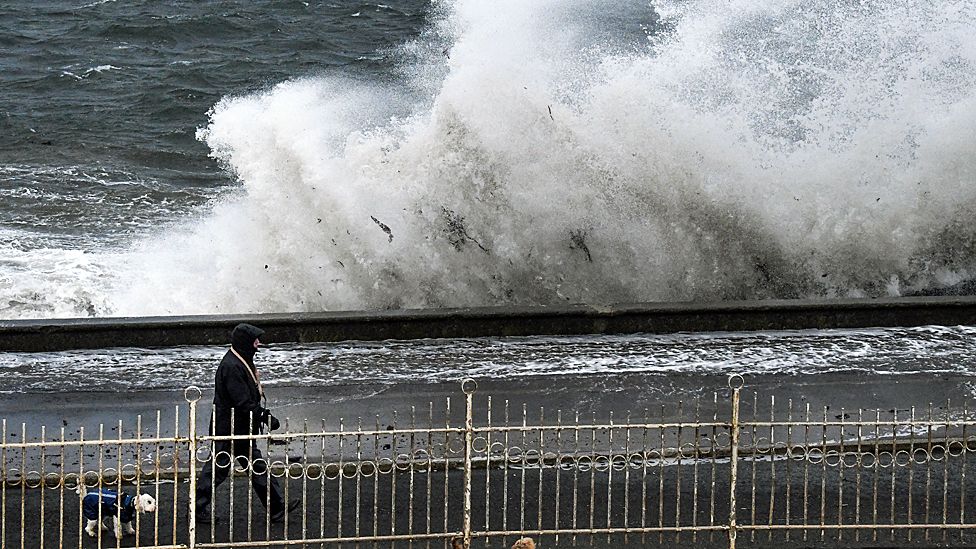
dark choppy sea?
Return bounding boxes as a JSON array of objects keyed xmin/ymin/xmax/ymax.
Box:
[
  {"xmin": 1, "ymin": 326, "xmax": 975, "ymax": 392},
  {"xmin": 2, "ymin": 0, "xmax": 976, "ymax": 320},
  {"xmin": 2, "ymin": 1, "xmax": 431, "ymax": 318}
]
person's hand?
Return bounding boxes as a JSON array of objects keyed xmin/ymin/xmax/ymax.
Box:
[{"xmin": 259, "ymin": 408, "xmax": 281, "ymax": 431}]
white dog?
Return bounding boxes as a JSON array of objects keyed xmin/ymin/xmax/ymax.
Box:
[{"xmin": 77, "ymin": 486, "xmax": 157, "ymax": 538}]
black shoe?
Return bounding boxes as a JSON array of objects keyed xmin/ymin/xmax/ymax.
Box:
[{"xmin": 270, "ymin": 498, "xmax": 301, "ymax": 523}]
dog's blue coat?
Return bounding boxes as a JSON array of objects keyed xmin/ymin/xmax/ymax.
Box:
[{"xmin": 82, "ymin": 489, "xmax": 136, "ymax": 523}]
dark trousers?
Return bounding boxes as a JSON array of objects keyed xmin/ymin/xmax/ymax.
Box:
[{"xmin": 195, "ymin": 439, "xmax": 284, "ymax": 514}]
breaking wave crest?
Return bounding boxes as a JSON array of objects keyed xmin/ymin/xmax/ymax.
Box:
[{"xmin": 25, "ymin": 0, "xmax": 976, "ymax": 317}]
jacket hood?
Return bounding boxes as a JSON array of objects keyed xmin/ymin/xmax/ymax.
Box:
[{"xmin": 231, "ymin": 323, "xmax": 265, "ymax": 363}]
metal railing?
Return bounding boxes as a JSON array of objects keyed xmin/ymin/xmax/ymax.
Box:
[{"xmin": 3, "ymin": 375, "xmax": 976, "ymax": 548}]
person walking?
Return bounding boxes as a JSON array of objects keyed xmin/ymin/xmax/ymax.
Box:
[{"xmin": 194, "ymin": 323, "xmax": 298, "ymax": 523}]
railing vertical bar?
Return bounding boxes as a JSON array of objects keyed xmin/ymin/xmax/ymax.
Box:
[
  {"xmin": 485, "ymin": 397, "xmax": 493, "ymax": 547},
  {"xmin": 641, "ymin": 407, "xmax": 649, "ymax": 544},
  {"xmin": 173, "ymin": 405, "xmax": 186, "ymax": 546},
  {"xmin": 502, "ymin": 401, "xmax": 510, "ymax": 548},
  {"xmin": 199, "ymin": 404, "xmax": 209, "ymax": 543},
  {"xmin": 38, "ymin": 426, "xmax": 45, "ymax": 549},
  {"xmin": 854, "ymin": 407, "xmax": 863, "ymax": 542},
  {"xmin": 426, "ymin": 403, "xmax": 433, "ymax": 548},
  {"xmin": 408, "ymin": 407, "xmax": 416, "ymax": 548},
  {"xmin": 537, "ymin": 406, "xmax": 544, "ymax": 539},
  {"xmin": 227, "ymin": 405, "xmax": 234, "ymax": 543},
  {"xmin": 95, "ymin": 423, "xmax": 102, "ymax": 548},
  {"xmin": 691, "ymin": 402, "xmax": 700, "ymax": 544},
  {"xmin": 674, "ymin": 404, "xmax": 681, "ymax": 544},
  {"xmin": 802, "ymin": 403, "xmax": 810, "ymax": 542},
  {"xmin": 37, "ymin": 426, "xmax": 45, "ymax": 549},
  {"xmin": 1, "ymin": 418, "xmax": 5, "ymax": 549},
  {"xmin": 657, "ymin": 405, "xmax": 664, "ymax": 543},
  {"xmin": 961, "ymin": 401, "xmax": 969, "ymax": 537},
  {"xmin": 77, "ymin": 426, "xmax": 84, "ymax": 549},
  {"xmin": 837, "ymin": 408, "xmax": 845, "ymax": 542},
  {"xmin": 173, "ymin": 406, "xmax": 181, "ymax": 546},
  {"xmin": 463, "ymin": 380, "xmax": 474, "ymax": 549},
  {"xmin": 19, "ymin": 423, "xmax": 26, "ymax": 549},
  {"xmin": 785, "ymin": 399, "xmax": 793, "ymax": 542},
  {"xmin": 443, "ymin": 398, "xmax": 451, "ymax": 544},
  {"xmin": 553, "ymin": 408, "xmax": 561, "ymax": 545},
  {"xmin": 373, "ymin": 415, "xmax": 380, "ymax": 544},
  {"xmin": 890, "ymin": 408, "xmax": 898, "ymax": 542},
  {"xmin": 187, "ymin": 392, "xmax": 197, "ymax": 549},
  {"xmin": 134, "ymin": 415, "xmax": 142, "ymax": 548},
  {"xmin": 749, "ymin": 393, "xmax": 757, "ymax": 543},
  {"xmin": 941, "ymin": 400, "xmax": 950, "ymax": 543},
  {"xmin": 908, "ymin": 406, "xmax": 916, "ymax": 541},
  {"xmin": 624, "ymin": 411, "xmax": 633, "ymax": 543},
  {"xmin": 280, "ymin": 416, "xmax": 292, "ymax": 541},
  {"xmin": 925, "ymin": 402, "xmax": 934, "ymax": 542},
  {"xmin": 228, "ymin": 411, "xmax": 235, "ymax": 546},
  {"xmin": 819, "ymin": 406, "xmax": 826, "ymax": 541},
  {"xmin": 607, "ymin": 410, "xmax": 614, "ymax": 543},
  {"xmin": 552, "ymin": 409, "xmax": 563, "ymax": 546},
  {"xmin": 571, "ymin": 409, "xmax": 578, "ymax": 547},
  {"xmin": 589, "ymin": 411, "xmax": 596, "ymax": 546},
  {"xmin": 432, "ymin": 397, "xmax": 440, "ymax": 549},
  {"xmin": 767, "ymin": 395, "xmax": 775, "ymax": 542},
  {"xmin": 59, "ymin": 426, "xmax": 66, "ymax": 549},
  {"xmin": 728, "ymin": 375, "xmax": 742, "ymax": 549},
  {"xmin": 390, "ymin": 411, "xmax": 398, "ymax": 540},
  {"xmin": 337, "ymin": 418, "xmax": 344, "ymax": 542},
  {"xmin": 356, "ymin": 418, "xmax": 364, "ymax": 541},
  {"xmin": 303, "ymin": 419, "xmax": 310, "ymax": 546},
  {"xmin": 872, "ymin": 409, "xmax": 880, "ymax": 542},
  {"xmin": 154, "ymin": 411, "xmax": 161, "ymax": 546},
  {"xmin": 709, "ymin": 394, "xmax": 717, "ymax": 542},
  {"xmin": 115, "ymin": 419, "xmax": 123, "ymax": 549},
  {"xmin": 241, "ymin": 409, "xmax": 251, "ymax": 543},
  {"xmin": 521, "ymin": 404, "xmax": 528, "ymax": 538},
  {"xmin": 260, "ymin": 411, "xmax": 270, "ymax": 540},
  {"xmin": 319, "ymin": 419, "xmax": 326, "ymax": 543}
]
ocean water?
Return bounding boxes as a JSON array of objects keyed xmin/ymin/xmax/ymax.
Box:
[
  {"xmin": 2, "ymin": 325, "xmax": 975, "ymax": 393},
  {"xmin": 2, "ymin": 0, "xmax": 976, "ymax": 320}
]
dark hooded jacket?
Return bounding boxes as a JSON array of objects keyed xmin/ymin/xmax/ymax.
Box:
[{"xmin": 211, "ymin": 323, "xmax": 268, "ymax": 436}]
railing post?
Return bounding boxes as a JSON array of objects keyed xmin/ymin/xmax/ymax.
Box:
[
  {"xmin": 185, "ymin": 387, "xmax": 201, "ymax": 549},
  {"xmin": 461, "ymin": 379, "xmax": 477, "ymax": 549},
  {"xmin": 728, "ymin": 375, "xmax": 744, "ymax": 549}
]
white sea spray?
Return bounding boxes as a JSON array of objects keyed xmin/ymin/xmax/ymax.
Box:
[{"xmin": 6, "ymin": 0, "xmax": 976, "ymax": 318}]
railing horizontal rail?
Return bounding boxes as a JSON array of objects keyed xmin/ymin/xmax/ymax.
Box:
[
  {"xmin": 201, "ymin": 428, "xmax": 466, "ymax": 441},
  {"xmin": 741, "ymin": 420, "xmax": 976, "ymax": 428},
  {"xmin": 471, "ymin": 422, "xmax": 733, "ymax": 432},
  {"xmin": 472, "ymin": 526, "xmax": 730, "ymax": 536},
  {"xmin": 0, "ymin": 436, "xmax": 188, "ymax": 449},
  {"xmin": 195, "ymin": 531, "xmax": 462, "ymax": 548},
  {"xmin": 740, "ymin": 524, "xmax": 976, "ymax": 530}
]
